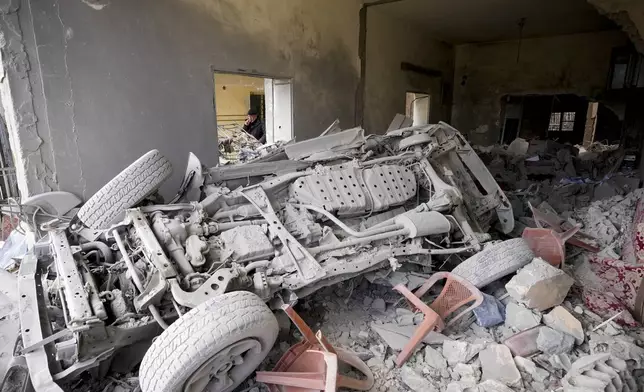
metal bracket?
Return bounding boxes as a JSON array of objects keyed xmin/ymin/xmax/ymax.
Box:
[
  {"xmin": 18, "ymin": 254, "xmax": 65, "ymax": 392},
  {"xmin": 241, "ymin": 187, "xmax": 325, "ymax": 283},
  {"xmin": 52, "ymin": 348, "xmax": 114, "ymax": 382},
  {"xmin": 285, "ymin": 243, "xmax": 425, "ymax": 290},
  {"xmin": 133, "ymin": 270, "xmax": 167, "ymax": 312},
  {"xmin": 169, "ymin": 268, "xmax": 234, "ymax": 308},
  {"xmin": 50, "ymin": 231, "xmax": 95, "ymax": 326}
]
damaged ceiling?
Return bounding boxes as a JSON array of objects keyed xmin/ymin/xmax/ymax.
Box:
[{"xmin": 368, "ymin": 0, "xmax": 617, "ymax": 44}]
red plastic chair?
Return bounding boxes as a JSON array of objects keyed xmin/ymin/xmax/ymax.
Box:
[
  {"xmin": 393, "ymin": 272, "xmax": 483, "ymax": 366},
  {"xmin": 256, "ymin": 305, "xmax": 374, "ymax": 392}
]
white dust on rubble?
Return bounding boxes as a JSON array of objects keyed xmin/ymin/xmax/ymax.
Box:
[{"xmin": 573, "ymin": 188, "xmax": 644, "ymax": 250}]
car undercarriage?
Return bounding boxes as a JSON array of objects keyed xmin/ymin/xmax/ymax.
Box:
[{"xmin": 11, "ymin": 122, "xmax": 515, "ymax": 392}]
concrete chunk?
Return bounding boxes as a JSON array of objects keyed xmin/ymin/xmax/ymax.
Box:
[
  {"xmin": 478, "ymin": 380, "xmax": 515, "ymax": 392},
  {"xmin": 537, "ymin": 326, "xmax": 575, "ymax": 354},
  {"xmin": 543, "ymin": 306, "xmax": 584, "ymax": 344},
  {"xmin": 505, "ymin": 302, "xmax": 542, "ymax": 331},
  {"xmin": 371, "ymin": 322, "xmax": 448, "ymax": 351},
  {"xmin": 400, "ymin": 366, "xmax": 436, "ymax": 392},
  {"xmin": 505, "ymin": 258, "xmax": 574, "ymax": 311},
  {"xmin": 443, "ymin": 340, "xmax": 486, "ymax": 366},
  {"xmin": 479, "ymin": 344, "xmax": 522, "ymax": 387},
  {"xmin": 453, "ymin": 363, "xmax": 481, "ymax": 384},
  {"xmin": 424, "ymin": 345, "xmax": 447, "ymax": 370},
  {"xmin": 514, "ymin": 356, "xmax": 549, "ymax": 382}
]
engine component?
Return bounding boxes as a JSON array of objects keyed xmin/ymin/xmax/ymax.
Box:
[
  {"xmin": 394, "ymin": 211, "xmax": 452, "ymax": 238},
  {"xmin": 150, "ymin": 212, "xmax": 194, "ymax": 276},
  {"xmin": 107, "ymin": 289, "xmax": 132, "ymax": 319},
  {"xmin": 78, "ymin": 260, "xmax": 108, "ymax": 321},
  {"xmin": 253, "ymin": 271, "xmax": 270, "ymax": 300},
  {"xmin": 219, "ymin": 226, "xmax": 274, "ymax": 262},
  {"xmin": 290, "ymin": 163, "xmax": 417, "ymax": 215},
  {"xmin": 241, "ymin": 187, "xmax": 324, "ymax": 283},
  {"xmin": 282, "ymin": 204, "xmax": 323, "ymax": 245},
  {"xmin": 185, "ymin": 235, "xmax": 208, "ymax": 268},
  {"xmin": 128, "ymin": 209, "xmax": 177, "ymax": 278},
  {"xmin": 183, "ymin": 273, "xmax": 210, "ymax": 291}
]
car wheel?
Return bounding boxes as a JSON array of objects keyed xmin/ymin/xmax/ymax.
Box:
[
  {"xmin": 76, "ymin": 149, "xmax": 172, "ymax": 229},
  {"xmin": 451, "ymin": 238, "xmax": 534, "ymax": 288},
  {"xmin": 139, "ymin": 291, "xmax": 278, "ymax": 392}
]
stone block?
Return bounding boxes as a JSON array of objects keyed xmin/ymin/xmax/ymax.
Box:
[
  {"xmin": 536, "ymin": 326, "xmax": 575, "ymax": 354},
  {"xmin": 505, "ymin": 258, "xmax": 574, "ymax": 311},
  {"xmin": 505, "ymin": 302, "xmax": 542, "ymax": 331},
  {"xmin": 443, "ymin": 340, "xmax": 486, "ymax": 366},
  {"xmin": 543, "ymin": 306, "xmax": 584, "ymax": 344},
  {"xmin": 479, "ymin": 344, "xmax": 522, "ymax": 387}
]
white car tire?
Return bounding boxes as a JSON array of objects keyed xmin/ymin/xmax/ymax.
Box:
[{"xmin": 139, "ymin": 291, "xmax": 278, "ymax": 392}]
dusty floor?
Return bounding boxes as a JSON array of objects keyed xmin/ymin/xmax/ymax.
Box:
[{"xmin": 63, "ymin": 267, "xmax": 644, "ymax": 392}]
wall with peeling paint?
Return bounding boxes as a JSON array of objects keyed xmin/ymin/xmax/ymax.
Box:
[
  {"xmin": 363, "ymin": 6, "xmax": 454, "ymax": 134},
  {"xmin": 452, "ymin": 30, "xmax": 628, "ymax": 145},
  {"xmin": 0, "ymin": 0, "xmax": 360, "ymax": 199}
]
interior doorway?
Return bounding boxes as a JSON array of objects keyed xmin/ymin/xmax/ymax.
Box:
[
  {"xmin": 405, "ymin": 92, "xmax": 431, "ymax": 126},
  {"xmin": 213, "ymin": 72, "xmax": 294, "ymax": 150}
]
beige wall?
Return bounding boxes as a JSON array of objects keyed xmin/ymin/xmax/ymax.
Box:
[
  {"xmin": 452, "ymin": 30, "xmax": 628, "ymax": 145},
  {"xmin": 214, "ymin": 74, "xmax": 265, "ymax": 126},
  {"xmin": 363, "ymin": 7, "xmax": 454, "ymax": 134}
]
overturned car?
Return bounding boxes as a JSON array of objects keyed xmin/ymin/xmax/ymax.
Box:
[{"xmin": 9, "ymin": 122, "xmax": 527, "ymax": 392}]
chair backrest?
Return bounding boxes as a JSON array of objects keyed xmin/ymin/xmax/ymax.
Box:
[{"xmin": 431, "ymin": 275, "xmax": 479, "ymax": 319}]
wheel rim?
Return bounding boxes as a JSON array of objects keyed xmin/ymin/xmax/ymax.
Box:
[{"xmin": 183, "ymin": 338, "xmax": 262, "ymax": 392}]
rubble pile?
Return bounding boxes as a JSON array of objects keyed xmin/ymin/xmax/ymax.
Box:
[
  {"xmin": 6, "ymin": 117, "xmax": 644, "ymax": 392},
  {"xmin": 475, "ymin": 138, "xmax": 639, "ymax": 216},
  {"xmin": 240, "ymin": 263, "xmax": 644, "ymax": 392},
  {"xmin": 217, "ymin": 124, "xmax": 263, "ymax": 163},
  {"xmin": 236, "ymin": 138, "xmax": 644, "ymax": 391}
]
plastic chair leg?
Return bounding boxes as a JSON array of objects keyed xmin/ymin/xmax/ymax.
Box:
[{"xmin": 393, "ymin": 284, "xmax": 441, "ymax": 367}]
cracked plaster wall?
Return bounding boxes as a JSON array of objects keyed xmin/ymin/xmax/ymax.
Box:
[
  {"xmin": 588, "ymin": 0, "xmax": 644, "ymax": 53},
  {"xmin": 363, "ymin": 7, "xmax": 454, "ymax": 134},
  {"xmin": 452, "ymin": 30, "xmax": 628, "ymax": 145},
  {"xmin": 1, "ymin": 0, "xmax": 360, "ymax": 199}
]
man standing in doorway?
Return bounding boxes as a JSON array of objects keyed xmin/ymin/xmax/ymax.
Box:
[{"xmin": 242, "ymin": 107, "xmax": 265, "ymax": 144}]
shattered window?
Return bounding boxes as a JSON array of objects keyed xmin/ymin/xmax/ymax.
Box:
[
  {"xmin": 562, "ymin": 112, "xmax": 575, "ymax": 131},
  {"xmin": 548, "ymin": 112, "xmax": 561, "ymax": 131}
]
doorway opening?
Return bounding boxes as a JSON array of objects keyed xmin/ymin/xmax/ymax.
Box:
[
  {"xmin": 405, "ymin": 92, "xmax": 430, "ymax": 126},
  {"xmin": 213, "ymin": 72, "xmax": 293, "ymax": 162},
  {"xmin": 499, "ymin": 94, "xmax": 622, "ymax": 146}
]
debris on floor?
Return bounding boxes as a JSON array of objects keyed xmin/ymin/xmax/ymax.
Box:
[
  {"xmin": 5, "ymin": 117, "xmax": 644, "ymax": 392},
  {"xmin": 229, "ymin": 135, "xmax": 644, "ymax": 391}
]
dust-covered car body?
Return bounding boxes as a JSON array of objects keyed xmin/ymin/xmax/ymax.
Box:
[{"xmin": 11, "ymin": 122, "xmax": 513, "ymax": 392}]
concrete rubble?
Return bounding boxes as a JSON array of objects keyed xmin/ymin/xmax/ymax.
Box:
[
  {"xmin": 536, "ymin": 326, "xmax": 576, "ymax": 354},
  {"xmin": 4, "ymin": 119, "xmax": 644, "ymax": 392},
  {"xmin": 479, "ymin": 344, "xmax": 522, "ymax": 387},
  {"xmin": 543, "ymin": 306, "xmax": 585, "ymax": 344},
  {"xmin": 504, "ymin": 302, "xmax": 542, "ymax": 331},
  {"xmin": 505, "ymin": 257, "xmax": 574, "ymax": 311}
]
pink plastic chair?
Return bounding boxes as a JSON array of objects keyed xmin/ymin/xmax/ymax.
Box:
[
  {"xmin": 256, "ymin": 305, "xmax": 374, "ymax": 392},
  {"xmin": 256, "ymin": 349, "xmax": 338, "ymax": 392},
  {"xmin": 393, "ymin": 272, "xmax": 483, "ymax": 366},
  {"xmin": 523, "ymin": 203, "xmax": 582, "ymax": 267}
]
